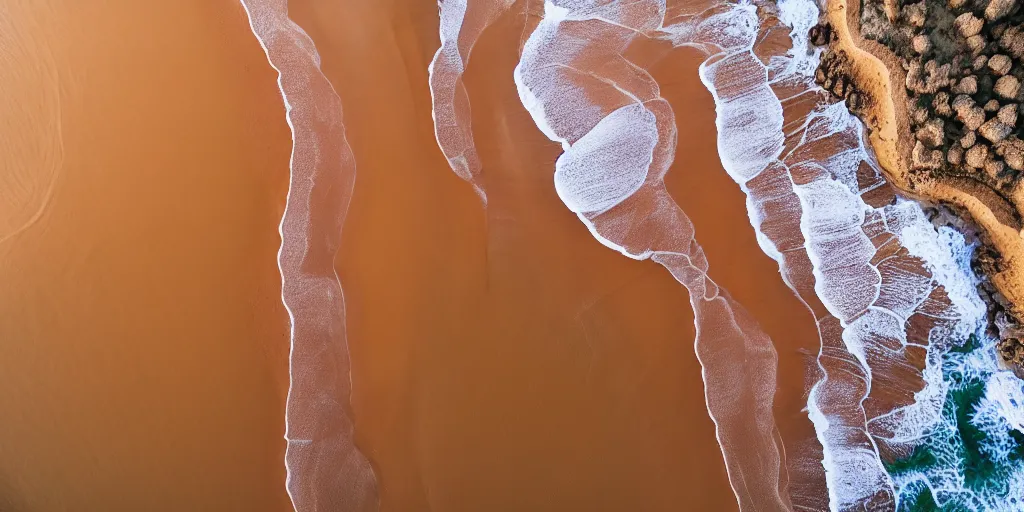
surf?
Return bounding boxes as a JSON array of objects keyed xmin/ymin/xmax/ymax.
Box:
[{"xmin": 239, "ymin": 1, "xmax": 379, "ymax": 510}]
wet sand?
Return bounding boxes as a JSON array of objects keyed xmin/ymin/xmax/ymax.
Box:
[
  {"xmin": 293, "ymin": 0, "xmax": 820, "ymax": 510},
  {"xmin": 824, "ymin": 0, "xmax": 1024, "ymax": 322},
  {"xmin": 1, "ymin": 0, "xmax": 821, "ymax": 510},
  {"xmin": 0, "ymin": 1, "xmax": 293, "ymax": 510},
  {"xmin": 653, "ymin": 47, "xmax": 824, "ymax": 484}
]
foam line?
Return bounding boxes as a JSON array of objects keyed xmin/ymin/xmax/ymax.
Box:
[
  {"xmin": 512, "ymin": 0, "xmax": 1008, "ymax": 510},
  {"xmin": 239, "ymin": 1, "xmax": 378, "ymax": 511},
  {"xmin": 428, "ymin": 0, "xmax": 516, "ymax": 203},
  {"xmin": 426, "ymin": 0, "xmax": 1023, "ymax": 509},
  {"xmin": 514, "ymin": 2, "xmax": 791, "ymax": 509},
  {"xmin": 678, "ymin": 1, "xmax": 1011, "ymax": 509}
]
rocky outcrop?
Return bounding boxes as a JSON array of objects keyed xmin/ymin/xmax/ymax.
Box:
[
  {"xmin": 999, "ymin": 337, "xmax": 1024, "ymax": 371},
  {"xmin": 813, "ymin": 0, "xmax": 1024, "ymax": 372},
  {"xmin": 836, "ymin": 0, "xmax": 1024, "ymax": 191}
]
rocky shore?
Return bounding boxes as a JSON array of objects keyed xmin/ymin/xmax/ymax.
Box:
[{"xmin": 812, "ymin": 0, "xmax": 1024, "ymax": 373}]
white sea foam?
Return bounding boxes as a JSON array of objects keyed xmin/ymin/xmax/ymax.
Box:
[
  {"xmin": 428, "ymin": 0, "xmax": 516, "ymax": 202},
  {"xmin": 689, "ymin": 0, "xmax": 1024, "ymax": 509},
  {"xmin": 554, "ymin": 104, "xmax": 657, "ymax": 213},
  {"xmin": 508, "ymin": 0, "xmax": 1020, "ymax": 510},
  {"xmin": 514, "ymin": 2, "xmax": 791, "ymax": 510},
  {"xmin": 239, "ymin": 1, "xmax": 378, "ymax": 511},
  {"xmin": 421, "ymin": 0, "xmax": 1024, "ymax": 508}
]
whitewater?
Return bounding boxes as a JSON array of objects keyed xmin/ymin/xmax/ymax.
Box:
[
  {"xmin": 429, "ymin": 0, "xmax": 1024, "ymax": 510},
  {"xmin": 240, "ymin": 1, "xmax": 379, "ymax": 511},
  {"xmin": 238, "ymin": 0, "xmax": 1024, "ymax": 509}
]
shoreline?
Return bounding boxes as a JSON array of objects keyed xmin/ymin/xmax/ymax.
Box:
[{"xmin": 819, "ymin": 0, "xmax": 1024, "ymax": 370}]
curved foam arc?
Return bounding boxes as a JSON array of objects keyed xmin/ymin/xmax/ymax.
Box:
[
  {"xmin": 678, "ymin": 0, "xmax": 1003, "ymax": 510},
  {"xmin": 554, "ymin": 103, "xmax": 656, "ymax": 214},
  {"xmin": 428, "ymin": 0, "xmax": 516, "ymax": 203},
  {"xmin": 0, "ymin": 1, "xmax": 64, "ymax": 246},
  {"xmin": 688, "ymin": 3, "xmax": 943, "ymax": 508},
  {"xmin": 427, "ymin": 0, "xmax": 1019, "ymax": 509},
  {"xmin": 514, "ymin": 1, "xmax": 791, "ymax": 510},
  {"xmin": 238, "ymin": 2, "xmax": 378, "ymax": 511},
  {"xmin": 512, "ymin": 0, "xmax": 1015, "ymax": 511}
]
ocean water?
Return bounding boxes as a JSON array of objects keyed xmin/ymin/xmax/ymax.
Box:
[
  {"xmin": 240, "ymin": 1, "xmax": 378, "ymax": 510},
  {"xmin": 421, "ymin": 0, "xmax": 1024, "ymax": 510},
  {"xmin": 0, "ymin": 1, "xmax": 296, "ymax": 509},
  {"xmin": 4, "ymin": 0, "xmax": 1021, "ymax": 509},
  {"xmin": 0, "ymin": 1, "xmax": 63, "ymax": 245}
]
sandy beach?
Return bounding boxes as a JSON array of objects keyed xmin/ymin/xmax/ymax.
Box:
[
  {"xmin": 0, "ymin": 0, "xmax": 823, "ymax": 509},
  {"xmin": 823, "ymin": 0, "xmax": 1024, "ymax": 328},
  {"xmin": 0, "ymin": 1, "xmax": 293, "ymax": 510}
]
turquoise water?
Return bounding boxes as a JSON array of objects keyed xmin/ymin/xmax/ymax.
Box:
[{"xmin": 886, "ymin": 335, "xmax": 1024, "ymax": 511}]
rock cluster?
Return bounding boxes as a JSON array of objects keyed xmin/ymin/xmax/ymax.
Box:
[
  {"xmin": 813, "ymin": 0, "xmax": 1024, "ymax": 372},
  {"xmin": 812, "ymin": 24, "xmax": 872, "ymax": 113},
  {"xmin": 999, "ymin": 337, "xmax": 1024, "ymax": 372},
  {"xmin": 846, "ymin": 0, "xmax": 1024, "ymax": 192}
]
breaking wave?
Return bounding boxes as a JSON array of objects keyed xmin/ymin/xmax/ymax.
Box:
[
  {"xmin": 431, "ymin": 0, "xmax": 1024, "ymax": 509},
  {"xmin": 428, "ymin": 0, "xmax": 516, "ymax": 202},
  {"xmin": 239, "ymin": 1, "xmax": 378, "ymax": 511},
  {"xmin": 237, "ymin": 0, "xmax": 1024, "ymax": 508},
  {"xmin": 513, "ymin": 2, "xmax": 791, "ymax": 509}
]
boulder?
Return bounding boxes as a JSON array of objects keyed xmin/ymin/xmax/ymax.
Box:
[
  {"xmin": 953, "ymin": 75, "xmax": 978, "ymax": 95},
  {"xmin": 962, "ymin": 130, "xmax": 977, "ymax": 148},
  {"xmin": 912, "ymin": 34, "xmax": 932, "ymax": 55},
  {"xmin": 933, "ymin": 92, "xmax": 953, "ymax": 117},
  {"xmin": 1000, "ymin": 26, "xmax": 1024, "ymax": 59},
  {"xmin": 846, "ymin": 91, "xmax": 863, "ymax": 111},
  {"xmin": 967, "ymin": 34, "xmax": 987, "ymax": 56},
  {"xmin": 917, "ymin": 103, "xmax": 933, "ymax": 123},
  {"xmin": 988, "ymin": 54, "xmax": 1013, "ymax": 76},
  {"xmin": 952, "ymin": 94, "xmax": 975, "ymax": 111},
  {"xmin": 985, "ymin": 99, "xmax": 1002, "ymax": 112},
  {"xmin": 960, "ymin": 104, "xmax": 986, "ymax": 131},
  {"xmin": 995, "ymin": 75, "xmax": 1021, "ymax": 100},
  {"xmin": 809, "ymin": 24, "xmax": 831, "ymax": 47},
  {"xmin": 912, "ymin": 141, "xmax": 944, "ymax": 170},
  {"xmin": 948, "ymin": 145, "xmax": 964, "ymax": 165},
  {"xmin": 1003, "ymin": 140, "xmax": 1024, "ymax": 171},
  {"xmin": 998, "ymin": 103, "xmax": 1018, "ymax": 125},
  {"xmin": 985, "ymin": 158, "xmax": 1006, "ymax": 180},
  {"xmin": 980, "ymin": 117, "xmax": 1013, "ymax": 143},
  {"xmin": 955, "ymin": 12, "xmax": 983, "ymax": 38},
  {"xmin": 906, "ymin": 60, "xmax": 952, "ymax": 94},
  {"xmin": 917, "ymin": 118, "xmax": 945, "ymax": 147},
  {"xmin": 904, "ymin": 2, "xmax": 927, "ymax": 28},
  {"xmin": 994, "ymin": 23, "xmax": 1009, "ymax": 40},
  {"xmin": 966, "ymin": 143, "xmax": 990, "ymax": 168},
  {"xmin": 832, "ymin": 76, "xmax": 847, "ymax": 97},
  {"xmin": 986, "ymin": 0, "xmax": 1015, "ymax": 21},
  {"xmin": 998, "ymin": 338, "xmax": 1024, "ymax": 372},
  {"xmin": 973, "ymin": 55, "xmax": 989, "ymax": 72}
]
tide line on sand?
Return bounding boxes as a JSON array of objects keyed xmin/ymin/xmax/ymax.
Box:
[
  {"xmin": 432, "ymin": 0, "xmax": 1022, "ymax": 510},
  {"xmin": 239, "ymin": 1, "xmax": 379, "ymax": 511}
]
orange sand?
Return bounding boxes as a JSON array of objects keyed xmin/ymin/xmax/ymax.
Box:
[
  {"xmin": 0, "ymin": 1, "xmax": 292, "ymax": 510},
  {"xmin": 0, "ymin": 0, "xmax": 821, "ymax": 509},
  {"xmin": 826, "ymin": 0, "xmax": 1024, "ymax": 320}
]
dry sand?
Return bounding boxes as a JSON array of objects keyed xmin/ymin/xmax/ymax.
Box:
[{"xmin": 0, "ymin": 0, "xmax": 821, "ymax": 509}]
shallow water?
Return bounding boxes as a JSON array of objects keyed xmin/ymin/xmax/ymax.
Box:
[
  {"xmin": 3, "ymin": 0, "xmax": 1023, "ymax": 510},
  {"xmin": 0, "ymin": 1, "xmax": 293, "ymax": 510}
]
